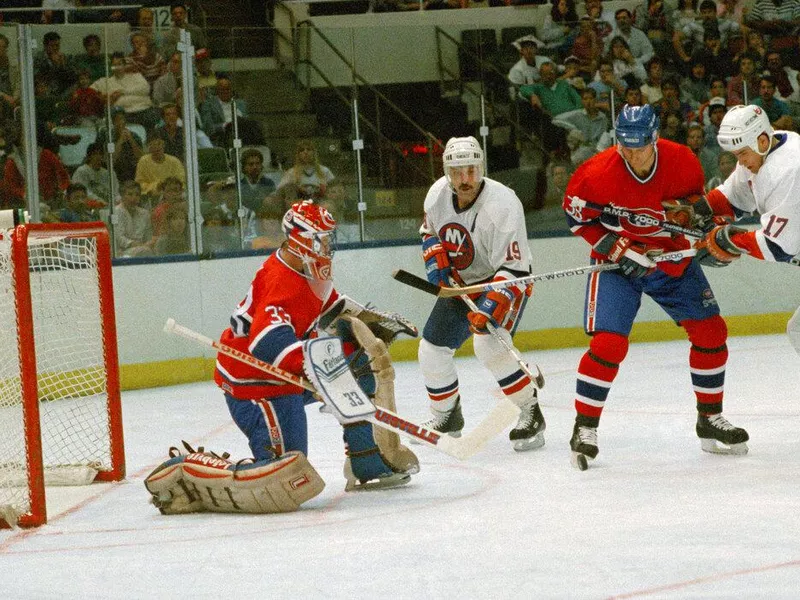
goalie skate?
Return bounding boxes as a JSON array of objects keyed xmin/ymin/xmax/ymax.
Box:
[
  {"xmin": 570, "ymin": 423, "xmax": 598, "ymax": 471},
  {"xmin": 696, "ymin": 414, "xmax": 749, "ymax": 456},
  {"xmin": 509, "ymin": 400, "xmax": 546, "ymax": 452},
  {"xmin": 343, "ymin": 459, "xmax": 411, "ymax": 492}
]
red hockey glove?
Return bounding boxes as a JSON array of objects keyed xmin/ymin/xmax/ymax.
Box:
[
  {"xmin": 594, "ymin": 233, "xmax": 656, "ymax": 278},
  {"xmin": 421, "ymin": 235, "xmax": 452, "ymax": 287},
  {"xmin": 694, "ymin": 224, "xmax": 745, "ymax": 268},
  {"xmin": 468, "ymin": 288, "xmax": 515, "ymax": 334}
]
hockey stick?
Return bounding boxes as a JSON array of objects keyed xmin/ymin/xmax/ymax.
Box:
[
  {"xmin": 393, "ymin": 249, "xmax": 697, "ymax": 299},
  {"xmin": 163, "ymin": 319, "xmax": 517, "ymax": 460},
  {"xmin": 567, "ymin": 197, "xmax": 707, "ymax": 239}
]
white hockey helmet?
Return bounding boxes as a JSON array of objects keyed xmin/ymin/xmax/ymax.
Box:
[
  {"xmin": 716, "ymin": 104, "xmax": 773, "ymax": 155},
  {"xmin": 442, "ymin": 136, "xmax": 484, "ymax": 187}
]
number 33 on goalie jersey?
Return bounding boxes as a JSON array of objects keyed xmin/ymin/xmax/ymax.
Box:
[
  {"xmin": 420, "ymin": 177, "xmax": 532, "ymax": 284},
  {"xmin": 214, "ymin": 252, "xmax": 340, "ymax": 400}
]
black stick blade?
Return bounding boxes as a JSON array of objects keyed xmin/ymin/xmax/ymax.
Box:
[{"xmin": 392, "ymin": 269, "xmax": 441, "ymax": 297}]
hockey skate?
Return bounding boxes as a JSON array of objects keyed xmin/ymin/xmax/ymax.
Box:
[
  {"xmin": 570, "ymin": 422, "xmax": 598, "ymax": 471},
  {"xmin": 343, "ymin": 459, "xmax": 411, "ymax": 492},
  {"xmin": 696, "ymin": 413, "xmax": 749, "ymax": 455},
  {"xmin": 509, "ymin": 400, "xmax": 546, "ymax": 452},
  {"xmin": 411, "ymin": 398, "xmax": 464, "ymax": 444}
]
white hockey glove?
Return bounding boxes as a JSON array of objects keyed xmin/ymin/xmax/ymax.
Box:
[{"xmin": 318, "ymin": 295, "xmax": 418, "ymax": 345}]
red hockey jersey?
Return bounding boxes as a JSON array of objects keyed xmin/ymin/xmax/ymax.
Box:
[
  {"xmin": 214, "ymin": 252, "xmax": 339, "ymax": 400},
  {"xmin": 563, "ymin": 139, "xmax": 704, "ymax": 277}
]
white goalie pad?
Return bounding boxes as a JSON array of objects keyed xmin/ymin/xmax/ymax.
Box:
[
  {"xmin": 144, "ymin": 450, "xmax": 325, "ymax": 514},
  {"xmin": 303, "ymin": 336, "xmax": 377, "ymax": 424}
]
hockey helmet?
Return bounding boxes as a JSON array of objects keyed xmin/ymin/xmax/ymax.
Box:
[
  {"xmin": 442, "ymin": 136, "xmax": 484, "ymax": 188},
  {"xmin": 615, "ymin": 104, "xmax": 660, "ymax": 148},
  {"xmin": 282, "ymin": 200, "xmax": 337, "ymax": 281},
  {"xmin": 716, "ymin": 104, "xmax": 773, "ymax": 155}
]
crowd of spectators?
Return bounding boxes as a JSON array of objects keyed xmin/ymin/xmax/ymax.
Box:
[{"xmin": 507, "ymin": 0, "xmax": 800, "ymax": 196}]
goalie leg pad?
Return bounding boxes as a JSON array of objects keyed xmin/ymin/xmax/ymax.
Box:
[
  {"xmin": 342, "ymin": 422, "xmax": 411, "ymax": 492},
  {"xmin": 345, "ymin": 316, "xmax": 419, "ymax": 476},
  {"xmin": 144, "ymin": 451, "xmax": 205, "ymax": 515}
]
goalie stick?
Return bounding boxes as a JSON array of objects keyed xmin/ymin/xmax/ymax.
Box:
[
  {"xmin": 566, "ymin": 197, "xmax": 707, "ymax": 239},
  {"xmin": 163, "ymin": 319, "xmax": 518, "ymax": 460},
  {"xmin": 393, "ymin": 249, "xmax": 697, "ymax": 299}
]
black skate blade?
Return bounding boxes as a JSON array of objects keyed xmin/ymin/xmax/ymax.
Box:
[
  {"xmin": 700, "ymin": 439, "xmax": 749, "ymax": 456},
  {"xmin": 571, "ymin": 452, "xmax": 589, "ymax": 471}
]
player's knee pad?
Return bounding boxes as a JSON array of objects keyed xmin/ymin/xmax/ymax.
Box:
[
  {"xmin": 589, "ymin": 331, "xmax": 630, "ymax": 364},
  {"xmin": 418, "ymin": 338, "xmax": 456, "ymax": 383},
  {"xmin": 144, "ymin": 446, "xmax": 325, "ymax": 514},
  {"xmin": 473, "ymin": 328, "xmax": 519, "ymax": 377},
  {"xmin": 683, "ymin": 315, "xmax": 727, "ymax": 349},
  {"xmin": 342, "ymin": 421, "xmax": 397, "ymax": 483}
]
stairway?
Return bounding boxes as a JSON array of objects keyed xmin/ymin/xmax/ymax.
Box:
[{"xmin": 196, "ymin": 0, "xmax": 272, "ymax": 59}]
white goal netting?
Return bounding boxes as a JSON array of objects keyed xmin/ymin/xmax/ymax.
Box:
[{"xmin": 0, "ymin": 230, "xmax": 116, "ymax": 525}]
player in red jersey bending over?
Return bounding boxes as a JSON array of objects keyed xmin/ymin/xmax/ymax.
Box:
[{"xmin": 562, "ymin": 104, "xmax": 749, "ymax": 470}]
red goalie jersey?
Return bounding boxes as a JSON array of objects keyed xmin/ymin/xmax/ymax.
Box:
[
  {"xmin": 214, "ymin": 252, "xmax": 339, "ymax": 400},
  {"xmin": 563, "ymin": 139, "xmax": 705, "ymax": 277}
]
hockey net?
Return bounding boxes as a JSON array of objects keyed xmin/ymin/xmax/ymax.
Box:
[{"xmin": 0, "ymin": 223, "xmax": 125, "ymax": 528}]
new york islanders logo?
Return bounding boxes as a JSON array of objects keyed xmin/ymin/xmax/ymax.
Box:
[{"xmin": 439, "ymin": 224, "xmax": 475, "ymax": 270}]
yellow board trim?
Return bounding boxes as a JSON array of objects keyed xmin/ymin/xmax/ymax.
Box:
[{"xmin": 120, "ymin": 312, "xmax": 793, "ymax": 390}]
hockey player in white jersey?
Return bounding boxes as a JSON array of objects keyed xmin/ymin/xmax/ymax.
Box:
[{"xmin": 416, "ymin": 136, "xmax": 546, "ymax": 452}]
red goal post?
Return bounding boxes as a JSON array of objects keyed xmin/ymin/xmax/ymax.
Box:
[{"xmin": 0, "ymin": 223, "xmax": 125, "ymax": 528}]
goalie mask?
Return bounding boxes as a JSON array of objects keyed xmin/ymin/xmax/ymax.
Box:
[
  {"xmin": 282, "ymin": 200, "xmax": 337, "ymax": 282},
  {"xmin": 442, "ymin": 136, "xmax": 484, "ymax": 191}
]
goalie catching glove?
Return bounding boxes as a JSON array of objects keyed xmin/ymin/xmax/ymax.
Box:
[
  {"xmin": 144, "ymin": 442, "xmax": 325, "ymax": 514},
  {"xmin": 694, "ymin": 224, "xmax": 747, "ymax": 267},
  {"xmin": 594, "ymin": 233, "xmax": 657, "ymax": 278},
  {"xmin": 318, "ymin": 294, "xmax": 418, "ymax": 346}
]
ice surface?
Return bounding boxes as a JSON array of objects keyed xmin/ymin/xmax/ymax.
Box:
[{"xmin": 2, "ymin": 335, "xmax": 799, "ymax": 599}]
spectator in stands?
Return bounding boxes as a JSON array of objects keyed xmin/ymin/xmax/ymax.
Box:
[
  {"xmin": 699, "ymin": 0, "xmax": 740, "ymax": 45},
  {"xmin": 73, "ymin": 34, "xmax": 105, "ymax": 82},
  {"xmin": 717, "ymin": 0, "xmax": 747, "ymax": 24},
  {"xmin": 507, "ymin": 35, "xmax": 553, "ymax": 100},
  {"xmin": 703, "ymin": 96, "xmax": 727, "ymax": 150},
  {"xmin": 162, "ymin": 2, "xmax": 208, "ymax": 59},
  {"xmin": 685, "ymin": 122, "xmax": 718, "ymax": 179},
  {"xmin": 705, "ymin": 150, "xmax": 736, "ymax": 188},
  {"xmin": 726, "ymin": 53, "xmax": 761, "ymax": 104},
  {"xmin": 91, "ymin": 52, "xmax": 160, "ymax": 131},
  {"xmin": 624, "ymin": 86, "xmax": 644, "ymax": 106},
  {"xmin": 571, "ymin": 15, "xmax": 604, "ymax": 77},
  {"xmin": 151, "ymin": 176, "xmax": 187, "ymax": 236},
  {"xmin": 633, "ymin": 0, "xmax": 669, "ymax": 54},
  {"xmin": 764, "ymin": 51, "xmax": 800, "ymax": 106},
  {"xmin": 654, "ymin": 76, "xmax": 693, "ymax": 121},
  {"xmin": 544, "ymin": 160, "xmax": 572, "ymax": 205},
  {"xmin": 2, "ymin": 134, "xmax": 70, "ymax": 209},
  {"xmin": 97, "ymin": 107, "xmax": 144, "ymax": 186},
  {"xmin": 640, "ymin": 57, "xmax": 664, "ymax": 104},
  {"xmin": 133, "ymin": 7, "xmax": 166, "ymax": 56},
  {"xmin": 277, "ymin": 139, "xmax": 335, "ymax": 201},
  {"xmin": 58, "ymin": 183, "xmax": 95, "ymax": 223},
  {"xmin": 174, "ymin": 86, "xmax": 214, "ymax": 149},
  {"xmin": 195, "ymin": 48, "xmax": 217, "ymax": 91},
  {"xmin": 589, "ymin": 58, "xmax": 628, "ymax": 113},
  {"xmin": 127, "ymin": 32, "xmax": 166, "ymax": 89},
  {"xmin": 681, "ymin": 57, "xmax": 711, "ymax": 108},
  {"xmin": 0, "ymin": 34, "xmax": 19, "ymax": 113},
  {"xmin": 539, "ymin": 0, "xmax": 579, "ymax": 54},
  {"xmin": 152, "ymin": 52, "xmax": 181, "ymax": 108},
  {"xmin": 752, "ymin": 74, "xmax": 795, "ymax": 130},
  {"xmin": 585, "ymin": 0, "xmax": 615, "ymax": 41},
  {"xmin": 660, "ymin": 109, "xmax": 687, "ymax": 143},
  {"xmin": 135, "ymin": 134, "xmax": 185, "ymax": 199},
  {"xmin": 691, "ymin": 25, "xmax": 735, "ymax": 79},
  {"xmin": 66, "ymin": 69, "xmax": 104, "ymax": 125},
  {"xmin": 199, "ymin": 75, "xmax": 248, "ymax": 146},
  {"xmin": 34, "ymin": 73, "xmax": 65, "ymax": 130},
  {"xmin": 240, "ymin": 148, "xmax": 278, "ymax": 216},
  {"xmin": 153, "ymin": 103, "xmax": 184, "ymax": 159},
  {"xmin": 607, "ymin": 9, "xmax": 654, "ymax": 65},
  {"xmin": 746, "ymin": 0, "xmax": 800, "ymax": 52},
  {"xmin": 71, "ymin": 141, "xmax": 117, "ymax": 204},
  {"xmin": 554, "ymin": 87, "xmax": 609, "ymax": 150},
  {"xmin": 154, "ymin": 202, "xmax": 190, "ymax": 255},
  {"xmin": 744, "ymin": 30, "xmax": 769, "ymax": 64},
  {"xmin": 608, "ymin": 36, "xmax": 647, "ymax": 87},
  {"xmin": 33, "ymin": 31, "xmax": 76, "ymax": 97},
  {"xmin": 114, "ymin": 180, "xmax": 154, "ymax": 257},
  {"xmin": 696, "ymin": 82, "xmax": 727, "ymax": 124},
  {"xmin": 559, "ymin": 55, "xmax": 586, "ymax": 90}
]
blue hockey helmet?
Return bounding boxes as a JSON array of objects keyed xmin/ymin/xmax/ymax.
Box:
[{"xmin": 615, "ymin": 104, "xmax": 660, "ymax": 148}]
